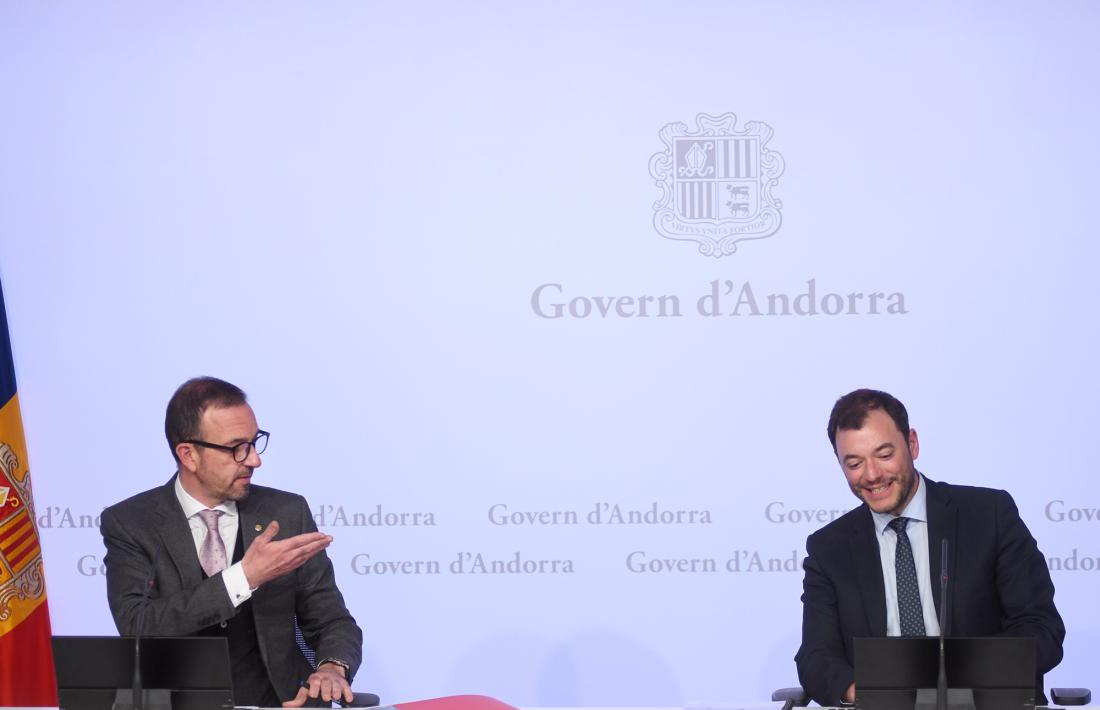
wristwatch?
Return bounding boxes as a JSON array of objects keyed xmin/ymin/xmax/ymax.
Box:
[{"xmin": 317, "ymin": 657, "xmax": 353, "ymax": 682}]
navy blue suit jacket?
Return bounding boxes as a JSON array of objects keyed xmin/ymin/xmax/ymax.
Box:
[{"xmin": 795, "ymin": 477, "xmax": 1064, "ymax": 707}]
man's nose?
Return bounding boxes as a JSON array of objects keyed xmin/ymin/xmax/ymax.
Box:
[{"xmin": 244, "ymin": 445, "xmax": 262, "ymax": 468}]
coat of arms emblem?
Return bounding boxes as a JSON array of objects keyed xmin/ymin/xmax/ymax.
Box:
[
  {"xmin": 650, "ymin": 112, "xmax": 785, "ymax": 257},
  {"xmin": 0, "ymin": 441, "xmax": 45, "ymax": 619}
]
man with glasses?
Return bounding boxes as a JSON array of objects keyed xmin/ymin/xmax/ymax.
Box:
[{"xmin": 101, "ymin": 377, "xmax": 362, "ymax": 707}]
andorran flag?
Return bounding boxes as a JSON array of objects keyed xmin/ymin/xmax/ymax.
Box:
[{"xmin": 0, "ymin": 278, "xmax": 58, "ymax": 706}]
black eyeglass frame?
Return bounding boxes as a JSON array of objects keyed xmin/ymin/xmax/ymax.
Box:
[{"xmin": 183, "ymin": 430, "xmax": 269, "ymax": 463}]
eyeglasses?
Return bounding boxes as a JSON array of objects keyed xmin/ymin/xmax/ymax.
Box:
[{"xmin": 184, "ymin": 430, "xmax": 269, "ymax": 463}]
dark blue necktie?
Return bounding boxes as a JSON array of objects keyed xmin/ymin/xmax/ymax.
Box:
[{"xmin": 888, "ymin": 516, "xmax": 926, "ymax": 636}]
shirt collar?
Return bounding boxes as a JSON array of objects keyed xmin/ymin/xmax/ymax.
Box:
[
  {"xmin": 871, "ymin": 472, "xmax": 927, "ymax": 537},
  {"xmin": 174, "ymin": 473, "xmax": 238, "ymax": 519}
]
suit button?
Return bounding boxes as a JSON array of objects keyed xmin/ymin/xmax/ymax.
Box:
[{"xmin": 220, "ymin": 621, "xmax": 228, "ymax": 628}]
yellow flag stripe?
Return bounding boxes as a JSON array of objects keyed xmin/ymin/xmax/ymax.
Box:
[
  {"xmin": 6, "ymin": 530, "xmax": 38, "ymax": 562},
  {"xmin": 0, "ymin": 393, "xmax": 28, "ymax": 483},
  {"xmin": 0, "ymin": 511, "xmax": 31, "ymax": 540}
]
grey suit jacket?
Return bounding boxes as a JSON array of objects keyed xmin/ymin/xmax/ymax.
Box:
[
  {"xmin": 101, "ymin": 476, "xmax": 362, "ymax": 703},
  {"xmin": 795, "ymin": 477, "xmax": 1064, "ymax": 707}
]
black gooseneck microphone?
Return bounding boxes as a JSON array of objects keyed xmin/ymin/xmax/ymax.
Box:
[
  {"xmin": 131, "ymin": 543, "xmax": 162, "ymax": 710},
  {"xmin": 937, "ymin": 538, "xmax": 949, "ymax": 710}
]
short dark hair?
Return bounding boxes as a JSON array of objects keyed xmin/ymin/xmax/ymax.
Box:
[
  {"xmin": 165, "ymin": 377, "xmax": 248, "ymax": 463},
  {"xmin": 826, "ymin": 388, "xmax": 910, "ymax": 453}
]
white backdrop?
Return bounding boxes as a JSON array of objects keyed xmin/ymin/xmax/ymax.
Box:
[{"xmin": 1, "ymin": 1, "xmax": 1098, "ymax": 706}]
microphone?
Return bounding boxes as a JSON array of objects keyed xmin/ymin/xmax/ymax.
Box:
[
  {"xmin": 131, "ymin": 542, "xmax": 162, "ymax": 710},
  {"xmin": 937, "ymin": 538, "xmax": 948, "ymax": 710}
]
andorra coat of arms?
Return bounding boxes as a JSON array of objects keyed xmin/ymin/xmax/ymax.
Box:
[{"xmin": 650, "ymin": 112, "xmax": 785, "ymax": 257}]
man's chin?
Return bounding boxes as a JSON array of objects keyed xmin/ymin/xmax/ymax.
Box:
[
  {"xmin": 227, "ymin": 482, "xmax": 252, "ymax": 501},
  {"xmin": 867, "ymin": 500, "xmax": 900, "ymax": 515},
  {"xmin": 862, "ymin": 491, "xmax": 901, "ymax": 515}
]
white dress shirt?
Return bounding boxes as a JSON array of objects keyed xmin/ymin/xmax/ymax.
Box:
[
  {"xmin": 174, "ymin": 475, "xmax": 254, "ymax": 607},
  {"xmin": 870, "ymin": 474, "xmax": 941, "ymax": 636}
]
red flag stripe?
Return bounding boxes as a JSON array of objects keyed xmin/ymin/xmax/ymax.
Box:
[
  {"xmin": 0, "ymin": 602, "xmax": 58, "ymax": 706},
  {"xmin": 0, "ymin": 512, "xmax": 33, "ymax": 541},
  {"xmin": 1, "ymin": 522, "xmax": 34, "ymax": 553},
  {"xmin": 7, "ymin": 538, "xmax": 41, "ymax": 570}
]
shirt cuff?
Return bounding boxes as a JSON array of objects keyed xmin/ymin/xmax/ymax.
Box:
[{"xmin": 221, "ymin": 562, "xmax": 254, "ymax": 607}]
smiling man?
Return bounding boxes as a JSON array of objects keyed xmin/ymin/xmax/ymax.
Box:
[
  {"xmin": 101, "ymin": 377, "xmax": 362, "ymax": 707},
  {"xmin": 794, "ymin": 388, "xmax": 1064, "ymax": 706}
]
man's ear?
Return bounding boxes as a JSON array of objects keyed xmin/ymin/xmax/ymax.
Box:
[
  {"xmin": 908, "ymin": 428, "xmax": 920, "ymax": 461},
  {"xmin": 176, "ymin": 442, "xmax": 200, "ymax": 473}
]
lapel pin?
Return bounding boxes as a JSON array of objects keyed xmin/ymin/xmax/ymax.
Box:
[{"xmin": 255, "ymin": 524, "xmax": 264, "ymax": 532}]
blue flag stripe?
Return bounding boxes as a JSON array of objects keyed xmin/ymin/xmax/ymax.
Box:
[{"xmin": 0, "ymin": 279, "xmax": 19, "ymax": 406}]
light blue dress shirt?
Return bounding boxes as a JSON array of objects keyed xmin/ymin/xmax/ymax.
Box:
[{"xmin": 870, "ymin": 474, "xmax": 941, "ymax": 636}]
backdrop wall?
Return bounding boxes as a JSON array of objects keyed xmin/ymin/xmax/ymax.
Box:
[{"xmin": 1, "ymin": 1, "xmax": 1098, "ymax": 705}]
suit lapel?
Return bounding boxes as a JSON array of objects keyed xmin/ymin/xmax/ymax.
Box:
[
  {"xmin": 924, "ymin": 477, "xmax": 957, "ymax": 633},
  {"xmin": 237, "ymin": 488, "xmax": 272, "ymax": 557},
  {"xmin": 154, "ymin": 477, "xmax": 205, "ymax": 586},
  {"xmin": 236, "ymin": 490, "xmax": 276, "ymax": 670},
  {"xmin": 849, "ymin": 507, "xmax": 888, "ymax": 637}
]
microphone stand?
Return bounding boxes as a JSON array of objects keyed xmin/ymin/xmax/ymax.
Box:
[
  {"xmin": 937, "ymin": 538, "xmax": 948, "ymax": 710},
  {"xmin": 130, "ymin": 544, "xmax": 161, "ymax": 710}
]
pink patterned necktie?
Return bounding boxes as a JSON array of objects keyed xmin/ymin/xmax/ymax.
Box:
[{"xmin": 197, "ymin": 509, "xmax": 227, "ymax": 576}]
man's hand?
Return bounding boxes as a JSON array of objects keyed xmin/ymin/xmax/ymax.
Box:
[
  {"xmin": 844, "ymin": 682, "xmax": 856, "ymax": 704},
  {"xmin": 282, "ymin": 663, "xmax": 353, "ymax": 707},
  {"xmin": 241, "ymin": 520, "xmax": 333, "ymax": 588}
]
